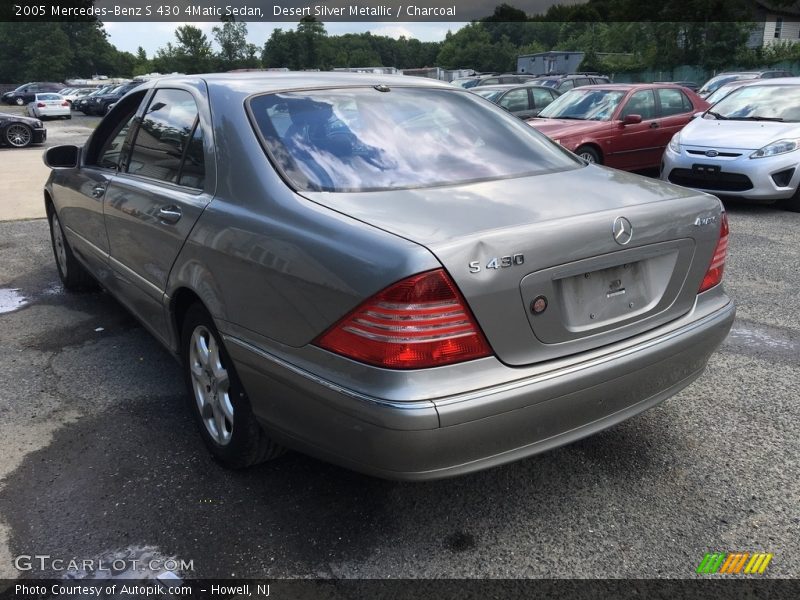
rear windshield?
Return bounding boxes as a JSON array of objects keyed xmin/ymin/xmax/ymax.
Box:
[{"xmin": 248, "ymin": 87, "xmax": 579, "ymax": 192}]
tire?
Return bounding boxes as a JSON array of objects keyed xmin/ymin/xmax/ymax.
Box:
[
  {"xmin": 4, "ymin": 122, "xmax": 33, "ymax": 148},
  {"xmin": 47, "ymin": 207, "xmax": 97, "ymax": 290},
  {"xmin": 576, "ymin": 145, "xmax": 601, "ymax": 164},
  {"xmin": 181, "ymin": 303, "xmax": 284, "ymax": 469},
  {"xmin": 778, "ymin": 187, "xmax": 800, "ymax": 212}
]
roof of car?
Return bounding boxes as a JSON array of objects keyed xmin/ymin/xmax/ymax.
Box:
[
  {"xmin": 563, "ymin": 83, "xmax": 689, "ymax": 91},
  {"xmin": 140, "ymin": 71, "xmax": 456, "ymax": 95}
]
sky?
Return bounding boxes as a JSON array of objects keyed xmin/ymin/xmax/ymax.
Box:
[
  {"xmin": 102, "ymin": 1, "xmax": 588, "ymax": 57},
  {"xmin": 104, "ymin": 21, "xmax": 470, "ymax": 56}
]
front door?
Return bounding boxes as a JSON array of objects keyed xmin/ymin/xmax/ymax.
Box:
[
  {"xmin": 103, "ymin": 85, "xmax": 213, "ymax": 342},
  {"xmin": 608, "ymin": 89, "xmax": 663, "ymax": 170}
]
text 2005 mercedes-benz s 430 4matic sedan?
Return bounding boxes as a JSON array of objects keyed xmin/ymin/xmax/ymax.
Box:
[{"xmin": 43, "ymin": 73, "xmax": 734, "ymax": 480}]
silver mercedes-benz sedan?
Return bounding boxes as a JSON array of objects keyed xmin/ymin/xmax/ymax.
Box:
[{"xmin": 43, "ymin": 73, "xmax": 734, "ymax": 480}]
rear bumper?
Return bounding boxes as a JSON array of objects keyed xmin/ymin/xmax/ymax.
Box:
[{"xmin": 226, "ymin": 297, "xmax": 734, "ymax": 481}]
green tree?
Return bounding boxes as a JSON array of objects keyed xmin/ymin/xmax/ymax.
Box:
[{"xmin": 213, "ymin": 20, "xmax": 259, "ymax": 70}]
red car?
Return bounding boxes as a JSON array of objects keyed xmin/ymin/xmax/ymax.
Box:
[{"xmin": 527, "ymin": 83, "xmax": 710, "ymax": 171}]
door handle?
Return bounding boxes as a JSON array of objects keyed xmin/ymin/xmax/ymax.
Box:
[
  {"xmin": 91, "ymin": 184, "xmax": 106, "ymax": 198},
  {"xmin": 649, "ymin": 122, "xmax": 660, "ymax": 129},
  {"xmin": 158, "ymin": 206, "xmax": 182, "ymax": 224}
]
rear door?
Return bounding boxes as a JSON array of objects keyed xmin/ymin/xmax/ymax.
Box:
[
  {"xmin": 103, "ymin": 82, "xmax": 215, "ymax": 341},
  {"xmin": 654, "ymin": 87, "xmax": 696, "ymax": 154}
]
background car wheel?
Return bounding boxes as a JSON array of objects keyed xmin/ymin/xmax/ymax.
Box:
[
  {"xmin": 47, "ymin": 207, "xmax": 97, "ymax": 290},
  {"xmin": 14, "ymin": 97, "xmax": 24, "ymax": 106},
  {"xmin": 181, "ymin": 303, "xmax": 284, "ymax": 469},
  {"xmin": 4, "ymin": 123, "xmax": 32, "ymax": 148},
  {"xmin": 576, "ymin": 145, "xmax": 601, "ymax": 164},
  {"xmin": 778, "ymin": 187, "xmax": 800, "ymax": 212}
]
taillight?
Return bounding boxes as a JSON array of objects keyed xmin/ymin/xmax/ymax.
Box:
[
  {"xmin": 61, "ymin": 101, "xmax": 69, "ymax": 106},
  {"xmin": 315, "ymin": 269, "xmax": 492, "ymax": 369},
  {"xmin": 36, "ymin": 102, "xmax": 45, "ymax": 107},
  {"xmin": 699, "ymin": 211, "xmax": 729, "ymax": 293}
]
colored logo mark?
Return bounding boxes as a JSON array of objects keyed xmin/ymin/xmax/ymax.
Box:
[{"xmin": 696, "ymin": 552, "xmax": 773, "ymax": 574}]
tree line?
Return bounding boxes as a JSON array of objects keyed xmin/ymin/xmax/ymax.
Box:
[{"xmin": 2, "ymin": 1, "xmax": 800, "ymax": 83}]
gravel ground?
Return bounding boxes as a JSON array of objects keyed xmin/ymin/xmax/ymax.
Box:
[{"xmin": 0, "ymin": 202, "xmax": 797, "ymax": 580}]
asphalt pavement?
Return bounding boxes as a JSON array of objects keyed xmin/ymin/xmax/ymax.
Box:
[{"xmin": 0, "ymin": 115, "xmax": 798, "ymax": 580}]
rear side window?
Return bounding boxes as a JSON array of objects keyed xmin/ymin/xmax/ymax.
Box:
[
  {"xmin": 499, "ymin": 88, "xmax": 530, "ymax": 112},
  {"xmin": 558, "ymin": 80, "xmax": 575, "ymax": 91},
  {"xmin": 126, "ymin": 89, "xmax": 205, "ymax": 189},
  {"xmin": 657, "ymin": 88, "xmax": 692, "ymax": 116},
  {"xmin": 530, "ymin": 87, "xmax": 557, "ymax": 107},
  {"xmin": 249, "ymin": 87, "xmax": 580, "ymax": 193}
]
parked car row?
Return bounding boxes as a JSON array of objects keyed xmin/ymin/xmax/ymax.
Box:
[{"xmin": 42, "ymin": 72, "xmax": 734, "ymax": 479}]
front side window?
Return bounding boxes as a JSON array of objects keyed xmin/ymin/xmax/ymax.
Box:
[
  {"xmin": 621, "ymin": 90, "xmax": 657, "ymax": 120},
  {"xmin": 97, "ymin": 115, "xmax": 136, "ymax": 170},
  {"xmin": 249, "ymin": 87, "xmax": 579, "ymax": 193},
  {"xmin": 127, "ymin": 88, "xmax": 205, "ymax": 188}
]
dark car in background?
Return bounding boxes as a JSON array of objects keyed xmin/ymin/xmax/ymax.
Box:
[
  {"xmin": 74, "ymin": 86, "xmax": 114, "ymax": 113},
  {"xmin": 528, "ymin": 83, "xmax": 709, "ymax": 170},
  {"xmin": 531, "ymin": 74, "xmax": 611, "ymax": 92},
  {"xmin": 697, "ymin": 70, "xmax": 792, "ymax": 98},
  {"xmin": 0, "ymin": 111, "xmax": 46, "ymax": 147},
  {"xmin": 2, "ymin": 82, "xmax": 64, "ymax": 106},
  {"xmin": 473, "ymin": 84, "xmax": 561, "ymax": 119},
  {"xmin": 473, "ymin": 73, "xmax": 539, "ymax": 86},
  {"xmin": 85, "ymin": 82, "xmax": 141, "ymax": 115}
]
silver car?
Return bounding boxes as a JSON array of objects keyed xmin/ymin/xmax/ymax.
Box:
[
  {"xmin": 43, "ymin": 73, "xmax": 734, "ymax": 480},
  {"xmin": 662, "ymin": 78, "xmax": 800, "ymax": 211}
]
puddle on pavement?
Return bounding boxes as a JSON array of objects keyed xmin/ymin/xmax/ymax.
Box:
[
  {"xmin": 0, "ymin": 288, "xmax": 28, "ymax": 314},
  {"xmin": 728, "ymin": 324, "xmax": 799, "ymax": 354}
]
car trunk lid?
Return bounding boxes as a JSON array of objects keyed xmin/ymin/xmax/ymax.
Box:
[{"xmin": 301, "ymin": 165, "xmax": 724, "ymax": 366}]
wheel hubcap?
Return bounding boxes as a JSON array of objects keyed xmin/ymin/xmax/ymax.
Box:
[
  {"xmin": 51, "ymin": 214, "xmax": 68, "ymax": 275},
  {"xmin": 6, "ymin": 124, "xmax": 31, "ymax": 147},
  {"xmin": 189, "ymin": 326, "xmax": 233, "ymax": 446},
  {"xmin": 580, "ymin": 152, "xmax": 596, "ymax": 163}
]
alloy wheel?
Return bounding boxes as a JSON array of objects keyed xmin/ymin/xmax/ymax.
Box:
[
  {"xmin": 189, "ymin": 325, "xmax": 234, "ymax": 446},
  {"xmin": 6, "ymin": 124, "xmax": 32, "ymax": 147}
]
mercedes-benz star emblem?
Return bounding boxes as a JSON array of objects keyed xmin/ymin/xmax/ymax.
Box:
[{"xmin": 612, "ymin": 216, "xmax": 633, "ymax": 246}]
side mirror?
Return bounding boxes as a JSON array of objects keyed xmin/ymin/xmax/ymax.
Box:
[
  {"xmin": 622, "ymin": 114, "xmax": 642, "ymax": 125},
  {"xmin": 43, "ymin": 145, "xmax": 80, "ymax": 169}
]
